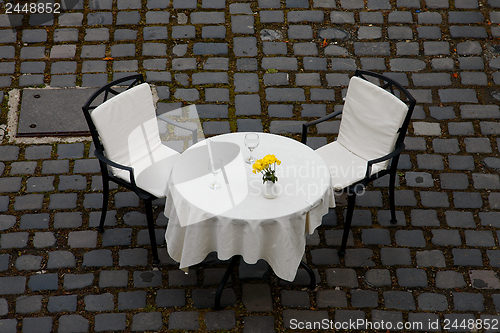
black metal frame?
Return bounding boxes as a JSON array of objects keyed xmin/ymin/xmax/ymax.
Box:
[
  {"xmin": 82, "ymin": 74, "xmax": 196, "ymax": 265},
  {"xmin": 301, "ymin": 70, "xmax": 416, "ymax": 256}
]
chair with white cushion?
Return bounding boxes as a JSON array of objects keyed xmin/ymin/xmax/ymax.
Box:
[
  {"xmin": 82, "ymin": 74, "xmax": 185, "ymax": 265},
  {"xmin": 302, "ymin": 70, "xmax": 416, "ymax": 256}
]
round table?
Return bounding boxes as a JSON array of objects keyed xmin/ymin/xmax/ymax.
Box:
[{"xmin": 164, "ymin": 132, "xmax": 335, "ymax": 282}]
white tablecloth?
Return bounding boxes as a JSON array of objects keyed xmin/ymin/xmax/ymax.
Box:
[{"xmin": 164, "ymin": 132, "xmax": 335, "ymax": 281}]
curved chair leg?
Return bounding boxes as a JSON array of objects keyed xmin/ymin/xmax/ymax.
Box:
[
  {"xmin": 389, "ymin": 171, "xmax": 397, "ymax": 224},
  {"xmin": 98, "ymin": 179, "xmax": 110, "ymax": 233},
  {"xmin": 215, "ymin": 255, "xmax": 240, "ymax": 310},
  {"xmin": 144, "ymin": 199, "xmax": 160, "ymax": 265},
  {"xmin": 299, "ymin": 261, "xmax": 316, "ymax": 290},
  {"xmin": 339, "ymin": 192, "xmax": 356, "ymax": 256}
]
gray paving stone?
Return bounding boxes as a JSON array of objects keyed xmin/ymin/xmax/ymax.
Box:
[
  {"xmin": 19, "ymin": 213, "xmax": 49, "ymax": 230},
  {"xmin": 435, "ymin": 271, "xmax": 467, "ymax": 290},
  {"xmin": 480, "ymin": 212, "xmax": 500, "ymax": 227},
  {"xmin": 15, "ymin": 255, "xmax": 42, "ymax": 271},
  {"xmin": 0, "ymin": 298, "xmax": 7, "ymax": 316},
  {"xmin": 133, "ymin": 270, "xmax": 162, "ymax": 288},
  {"xmin": 0, "ymin": 177, "xmax": 22, "ymax": 193},
  {"xmin": 453, "ymin": 192, "xmax": 483, "ymax": 209},
  {"xmin": 194, "ymin": 42, "xmax": 229, "ymax": 55},
  {"xmin": 281, "ymin": 290, "xmax": 310, "ymax": 308},
  {"xmin": 404, "ymin": 137, "xmax": 426, "ymax": 150},
  {"xmin": 16, "ymin": 295, "xmax": 43, "ymax": 313},
  {"xmin": 83, "ymin": 249, "xmax": 113, "ymax": 267},
  {"xmin": 28, "ymin": 273, "xmax": 58, "ymax": 291},
  {"xmin": 47, "ymin": 251, "xmax": 76, "ymax": 269},
  {"xmin": 64, "ymin": 273, "xmax": 94, "ymax": 290},
  {"xmin": 360, "ymin": 57, "xmax": 386, "ymax": 70},
  {"xmin": 58, "ymin": 315, "xmax": 89, "ymax": 333},
  {"xmin": 465, "ymin": 230, "xmax": 495, "ymax": 247},
  {"xmin": 351, "ymin": 290, "xmax": 378, "ymax": 307},
  {"xmin": 418, "ymin": 293, "xmax": 448, "ymax": 311},
  {"xmin": 473, "ymin": 173, "xmax": 500, "ymax": 189},
  {"xmin": 395, "ymin": 230, "xmax": 426, "ymax": 247},
  {"xmin": 115, "ymin": 191, "xmax": 140, "ymax": 208},
  {"xmin": 420, "ymin": 191, "xmax": 450, "ymax": 207},
  {"xmin": 14, "ymin": 194, "xmax": 44, "ymax": 211},
  {"xmin": 432, "ymin": 229, "xmax": 462, "ymax": 246},
  {"xmin": 22, "ymin": 317, "xmax": 53, "ymax": 333},
  {"xmin": 446, "ymin": 211, "xmax": 476, "ymax": 228},
  {"xmin": 461, "ymin": 105, "xmax": 500, "ymax": 118},
  {"xmin": 0, "ymin": 254, "xmax": 9, "ymax": 271},
  {"xmin": 119, "ymin": 248, "xmax": 148, "ymax": 266},
  {"xmin": 405, "ymin": 172, "xmax": 434, "ymax": 187},
  {"xmin": 117, "ymin": 11, "xmax": 141, "ymax": 25},
  {"xmin": 102, "ymin": 228, "xmax": 132, "ymax": 246},
  {"xmin": 469, "ymin": 270, "xmax": 500, "ymax": 289},
  {"xmin": 0, "ymin": 276, "xmax": 26, "ymax": 295},
  {"xmin": 365, "ymin": 269, "xmax": 391, "ymax": 287},
  {"xmin": 1, "ymin": 232, "xmax": 29, "ymax": 249},
  {"xmin": 156, "ymin": 289, "xmax": 185, "ymax": 307},
  {"xmin": 192, "ymin": 288, "xmax": 236, "ymax": 308},
  {"xmin": 416, "ymin": 250, "xmax": 446, "ymax": 267},
  {"xmin": 131, "ymin": 312, "xmax": 163, "ymax": 331},
  {"xmin": 411, "ymin": 209, "xmax": 440, "ymax": 227},
  {"xmin": 380, "ymin": 248, "xmax": 412, "ymax": 265},
  {"xmin": 47, "ymin": 295, "xmax": 77, "ymax": 313},
  {"xmin": 54, "ymin": 212, "xmax": 82, "ymax": 229},
  {"xmin": 117, "ymin": 290, "xmax": 147, "ymax": 310},
  {"xmin": 453, "ymin": 249, "xmax": 483, "ymax": 266},
  {"xmin": 68, "ymin": 230, "xmax": 97, "ymax": 248},
  {"xmin": 383, "ymin": 291, "xmax": 416, "ymax": 310},
  {"xmin": 448, "ymin": 155, "xmax": 474, "ymax": 170},
  {"xmin": 361, "ymin": 229, "xmax": 391, "ymax": 245},
  {"xmin": 242, "ymin": 316, "xmax": 275, "ymax": 333},
  {"xmin": 325, "ymin": 268, "xmax": 358, "ymax": 287},
  {"xmin": 203, "ymin": 121, "xmax": 231, "ymax": 135},
  {"xmin": 84, "ymin": 293, "xmax": 114, "ymax": 311},
  {"xmin": 98, "ymin": 270, "xmax": 128, "ymax": 288},
  {"xmin": 390, "ymin": 58, "xmax": 426, "ymax": 72},
  {"xmin": 168, "ymin": 311, "xmax": 199, "ymax": 330},
  {"xmin": 453, "ymin": 292, "xmax": 484, "ymax": 311},
  {"xmin": 94, "ymin": 313, "xmax": 127, "ymax": 332}
]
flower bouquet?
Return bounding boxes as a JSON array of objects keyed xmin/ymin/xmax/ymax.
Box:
[{"xmin": 252, "ymin": 154, "xmax": 281, "ymax": 198}]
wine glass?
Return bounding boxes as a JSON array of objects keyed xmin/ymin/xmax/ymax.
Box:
[
  {"xmin": 244, "ymin": 133, "xmax": 259, "ymax": 164},
  {"xmin": 208, "ymin": 157, "xmax": 223, "ymax": 190}
]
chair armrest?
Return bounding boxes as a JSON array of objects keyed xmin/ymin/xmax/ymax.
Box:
[
  {"xmin": 364, "ymin": 143, "xmax": 405, "ymax": 180},
  {"xmin": 94, "ymin": 149, "xmax": 138, "ymax": 188},
  {"xmin": 301, "ymin": 110, "xmax": 343, "ymax": 144},
  {"xmin": 158, "ymin": 114, "xmax": 199, "ymax": 144}
]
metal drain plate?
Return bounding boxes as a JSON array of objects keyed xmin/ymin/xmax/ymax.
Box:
[{"xmin": 17, "ymin": 88, "xmax": 94, "ymax": 137}]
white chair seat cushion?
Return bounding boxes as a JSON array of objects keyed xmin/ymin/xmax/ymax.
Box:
[
  {"xmin": 114, "ymin": 144, "xmax": 179, "ymax": 198},
  {"xmin": 315, "ymin": 141, "xmax": 386, "ymax": 190}
]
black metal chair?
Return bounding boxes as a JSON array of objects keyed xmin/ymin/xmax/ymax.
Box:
[
  {"xmin": 302, "ymin": 70, "xmax": 416, "ymax": 256},
  {"xmin": 82, "ymin": 74, "xmax": 194, "ymax": 265}
]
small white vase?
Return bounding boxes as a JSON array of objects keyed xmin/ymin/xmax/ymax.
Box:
[{"xmin": 263, "ymin": 181, "xmax": 278, "ymax": 199}]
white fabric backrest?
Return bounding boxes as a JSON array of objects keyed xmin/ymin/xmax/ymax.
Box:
[
  {"xmin": 90, "ymin": 83, "xmax": 165, "ymax": 172},
  {"xmin": 336, "ymin": 76, "xmax": 408, "ymax": 166}
]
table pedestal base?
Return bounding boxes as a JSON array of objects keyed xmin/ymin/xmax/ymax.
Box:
[{"xmin": 214, "ymin": 256, "xmax": 316, "ymax": 310}]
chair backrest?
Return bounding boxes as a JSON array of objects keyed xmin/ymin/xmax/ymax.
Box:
[
  {"xmin": 337, "ymin": 70, "xmax": 415, "ymax": 167},
  {"xmin": 82, "ymin": 75, "xmax": 174, "ymax": 175}
]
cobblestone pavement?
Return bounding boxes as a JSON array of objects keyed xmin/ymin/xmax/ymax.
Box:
[{"xmin": 1, "ymin": 0, "xmax": 500, "ymax": 332}]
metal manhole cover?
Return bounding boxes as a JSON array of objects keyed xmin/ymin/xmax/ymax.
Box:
[{"xmin": 17, "ymin": 88, "xmax": 95, "ymax": 137}]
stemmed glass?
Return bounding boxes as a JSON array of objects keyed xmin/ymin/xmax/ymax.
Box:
[
  {"xmin": 208, "ymin": 157, "xmax": 223, "ymax": 190},
  {"xmin": 244, "ymin": 133, "xmax": 259, "ymax": 164}
]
